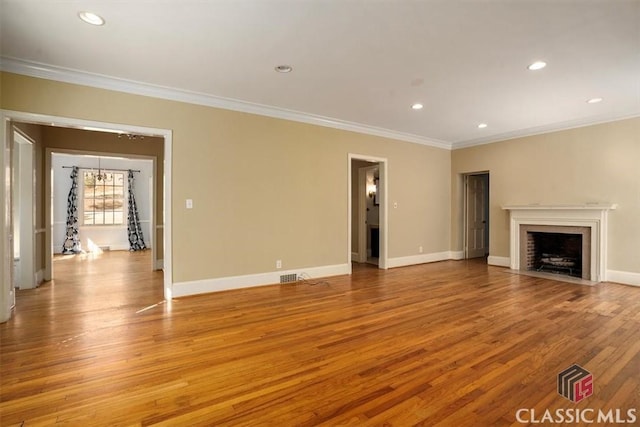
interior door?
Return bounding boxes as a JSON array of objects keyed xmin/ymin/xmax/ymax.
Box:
[
  {"xmin": 466, "ymin": 174, "xmax": 489, "ymax": 258},
  {"xmin": 13, "ymin": 131, "xmax": 36, "ymax": 289}
]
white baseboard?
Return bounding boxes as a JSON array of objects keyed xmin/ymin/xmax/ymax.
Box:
[
  {"xmin": 387, "ymin": 251, "xmax": 451, "ymax": 268},
  {"xmin": 154, "ymin": 259, "xmax": 164, "ymax": 270},
  {"xmin": 172, "ymin": 263, "xmax": 351, "ymax": 298},
  {"xmin": 449, "ymin": 250, "xmax": 464, "ymax": 260},
  {"xmin": 606, "ymin": 270, "xmax": 640, "ymax": 287},
  {"xmin": 351, "ymin": 252, "xmax": 359, "ymax": 262},
  {"xmin": 487, "ymin": 256, "xmax": 510, "ymax": 267},
  {"xmin": 35, "ymin": 269, "xmax": 44, "ymax": 285}
]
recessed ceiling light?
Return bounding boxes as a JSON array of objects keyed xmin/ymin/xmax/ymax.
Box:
[
  {"xmin": 78, "ymin": 11, "xmax": 105, "ymax": 26},
  {"xmin": 527, "ymin": 61, "xmax": 547, "ymax": 71},
  {"xmin": 411, "ymin": 103, "xmax": 423, "ymax": 110},
  {"xmin": 478, "ymin": 123, "xmax": 488, "ymax": 129},
  {"xmin": 586, "ymin": 97, "xmax": 603, "ymax": 104},
  {"xmin": 274, "ymin": 65, "xmax": 292, "ymax": 73}
]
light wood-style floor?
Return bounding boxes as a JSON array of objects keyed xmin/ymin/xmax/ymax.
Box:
[{"xmin": 1, "ymin": 251, "xmax": 639, "ymax": 426}]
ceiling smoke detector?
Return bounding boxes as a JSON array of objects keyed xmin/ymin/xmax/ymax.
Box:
[{"xmin": 274, "ymin": 65, "xmax": 293, "ymax": 73}]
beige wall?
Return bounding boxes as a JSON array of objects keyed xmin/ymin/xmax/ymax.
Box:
[
  {"xmin": 451, "ymin": 117, "xmax": 640, "ymax": 274},
  {"xmin": 1, "ymin": 72, "xmax": 452, "ymax": 283}
]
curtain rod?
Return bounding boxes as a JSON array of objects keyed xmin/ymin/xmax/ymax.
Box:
[{"xmin": 62, "ymin": 166, "xmax": 141, "ymax": 173}]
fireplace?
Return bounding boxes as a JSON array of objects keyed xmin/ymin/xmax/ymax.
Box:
[
  {"xmin": 503, "ymin": 204, "xmax": 616, "ymax": 283},
  {"xmin": 521, "ymin": 225, "xmax": 591, "ymax": 279}
]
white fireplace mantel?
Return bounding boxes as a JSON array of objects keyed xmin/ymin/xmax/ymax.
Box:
[
  {"xmin": 502, "ymin": 204, "xmax": 617, "ymax": 282},
  {"xmin": 502, "ymin": 204, "xmax": 617, "ymax": 211}
]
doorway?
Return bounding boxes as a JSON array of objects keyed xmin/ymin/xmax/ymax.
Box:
[
  {"xmin": 51, "ymin": 152, "xmax": 155, "ymax": 257},
  {"xmin": 464, "ymin": 172, "xmax": 490, "ymax": 259},
  {"xmin": 0, "ymin": 110, "xmax": 173, "ymax": 323},
  {"xmin": 349, "ymin": 154, "xmax": 388, "ymax": 271}
]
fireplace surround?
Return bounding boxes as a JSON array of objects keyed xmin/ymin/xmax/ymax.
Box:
[
  {"xmin": 522, "ymin": 225, "xmax": 590, "ymax": 279},
  {"xmin": 503, "ymin": 205, "xmax": 616, "ymax": 282}
]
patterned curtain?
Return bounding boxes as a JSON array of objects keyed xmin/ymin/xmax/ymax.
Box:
[
  {"xmin": 127, "ymin": 170, "xmax": 147, "ymax": 251},
  {"xmin": 61, "ymin": 166, "xmax": 82, "ymax": 254}
]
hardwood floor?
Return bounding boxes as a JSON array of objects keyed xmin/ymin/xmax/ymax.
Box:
[{"xmin": 1, "ymin": 252, "xmax": 639, "ymax": 426}]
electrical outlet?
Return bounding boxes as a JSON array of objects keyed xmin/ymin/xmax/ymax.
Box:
[
  {"xmin": 419, "ymin": 246, "xmax": 423, "ymax": 254},
  {"xmin": 276, "ymin": 260, "xmax": 282, "ymax": 269},
  {"xmin": 186, "ymin": 199, "xmax": 193, "ymax": 209}
]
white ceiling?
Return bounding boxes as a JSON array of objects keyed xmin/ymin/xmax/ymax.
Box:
[{"xmin": 1, "ymin": 0, "xmax": 639, "ymax": 148}]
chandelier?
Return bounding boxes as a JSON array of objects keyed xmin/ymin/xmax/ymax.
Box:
[{"xmin": 87, "ymin": 157, "xmax": 112, "ymax": 182}]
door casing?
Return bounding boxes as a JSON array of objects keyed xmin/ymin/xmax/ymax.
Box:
[{"xmin": 348, "ymin": 154, "xmax": 388, "ymax": 272}]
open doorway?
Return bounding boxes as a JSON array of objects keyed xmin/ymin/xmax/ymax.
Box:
[
  {"xmin": 464, "ymin": 172, "xmax": 490, "ymax": 259},
  {"xmin": 349, "ymin": 154, "xmax": 388, "ymax": 271},
  {"xmin": 51, "ymin": 153, "xmax": 154, "ymax": 257},
  {"xmin": 0, "ymin": 110, "xmax": 173, "ymax": 323}
]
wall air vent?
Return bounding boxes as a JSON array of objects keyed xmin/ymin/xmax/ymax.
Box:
[{"xmin": 280, "ymin": 274, "xmax": 298, "ymax": 284}]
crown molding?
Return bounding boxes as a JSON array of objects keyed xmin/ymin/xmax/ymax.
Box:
[
  {"xmin": 0, "ymin": 57, "xmax": 452, "ymax": 150},
  {"xmin": 452, "ymin": 111, "xmax": 640, "ymax": 150}
]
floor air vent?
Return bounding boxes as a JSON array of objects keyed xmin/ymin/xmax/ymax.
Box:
[{"xmin": 280, "ymin": 274, "xmax": 298, "ymax": 284}]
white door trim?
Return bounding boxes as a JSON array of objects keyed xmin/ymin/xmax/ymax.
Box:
[
  {"xmin": 348, "ymin": 153, "xmax": 388, "ymax": 271},
  {"xmin": 0, "ymin": 110, "xmax": 173, "ymax": 323}
]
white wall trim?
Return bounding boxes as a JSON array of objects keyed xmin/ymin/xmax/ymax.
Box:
[
  {"xmin": 351, "ymin": 252, "xmax": 359, "ymax": 262},
  {"xmin": 606, "ymin": 270, "xmax": 640, "ymax": 287},
  {"xmin": 449, "ymin": 250, "xmax": 465, "ymax": 260},
  {"xmin": 4, "ymin": 58, "xmax": 639, "ymax": 155},
  {"xmin": 172, "ymin": 263, "xmax": 350, "ymax": 298},
  {"xmin": 387, "ymin": 251, "xmax": 451, "ymax": 268},
  {"xmin": 154, "ymin": 259, "xmax": 164, "ymax": 270},
  {"xmin": 487, "ymin": 256, "xmax": 511, "ymax": 267},
  {"xmin": 1, "ymin": 57, "xmax": 450, "ymax": 150},
  {"xmin": 35, "ymin": 269, "xmax": 44, "ymax": 285},
  {"xmin": 452, "ymin": 111, "xmax": 640, "ymax": 149}
]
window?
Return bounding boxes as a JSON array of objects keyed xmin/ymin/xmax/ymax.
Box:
[{"xmin": 82, "ymin": 170, "xmax": 126, "ymax": 225}]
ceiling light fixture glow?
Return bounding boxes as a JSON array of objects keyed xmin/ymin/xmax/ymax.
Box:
[
  {"xmin": 274, "ymin": 65, "xmax": 292, "ymax": 73},
  {"xmin": 411, "ymin": 103, "xmax": 423, "ymax": 110},
  {"xmin": 586, "ymin": 97, "xmax": 603, "ymax": 104},
  {"xmin": 78, "ymin": 11, "xmax": 105, "ymax": 26},
  {"xmin": 478, "ymin": 123, "xmax": 488, "ymax": 129},
  {"xmin": 527, "ymin": 61, "xmax": 547, "ymax": 71}
]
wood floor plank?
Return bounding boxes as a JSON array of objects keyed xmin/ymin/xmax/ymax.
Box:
[{"xmin": 1, "ymin": 251, "xmax": 639, "ymax": 425}]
